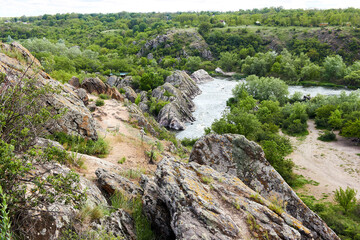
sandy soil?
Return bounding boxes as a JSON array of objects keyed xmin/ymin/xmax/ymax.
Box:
[{"xmin": 288, "ymin": 120, "xmax": 360, "ymax": 200}]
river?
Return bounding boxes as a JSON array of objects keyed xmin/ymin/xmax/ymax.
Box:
[{"xmin": 176, "ymin": 78, "xmax": 355, "ymax": 140}]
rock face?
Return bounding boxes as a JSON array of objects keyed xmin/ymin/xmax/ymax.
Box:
[
  {"xmin": 93, "ymin": 209, "xmax": 137, "ymax": 240},
  {"xmin": 138, "ymin": 30, "xmax": 212, "ymax": 60},
  {"xmin": 152, "ymin": 70, "xmax": 200, "ymax": 130},
  {"xmin": 190, "ymin": 69, "xmax": 214, "ymax": 84},
  {"xmin": 123, "ymin": 86, "xmax": 137, "ymax": 103},
  {"xmin": 189, "ymin": 134, "xmax": 340, "ymax": 240},
  {"xmin": 81, "ymin": 77, "xmax": 123, "ymax": 101},
  {"xmin": 165, "ymin": 70, "xmax": 201, "ymax": 98},
  {"xmin": 107, "ymin": 75, "xmax": 135, "ymax": 89},
  {"xmin": 0, "ymin": 42, "xmax": 98, "ymax": 140},
  {"xmin": 20, "ymin": 162, "xmax": 108, "ymax": 240},
  {"xmin": 95, "ymin": 168, "xmax": 143, "ymax": 197},
  {"xmin": 127, "ymin": 103, "xmax": 159, "ymax": 136},
  {"xmin": 141, "ymin": 157, "xmax": 316, "ymax": 240}
]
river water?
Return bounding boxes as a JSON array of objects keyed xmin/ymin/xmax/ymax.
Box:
[{"xmin": 176, "ymin": 78, "xmax": 354, "ymax": 140}]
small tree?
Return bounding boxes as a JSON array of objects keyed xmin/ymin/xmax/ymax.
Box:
[
  {"xmin": 0, "ymin": 62, "xmax": 85, "ymax": 236},
  {"xmin": 334, "ymin": 187, "xmax": 357, "ymax": 214}
]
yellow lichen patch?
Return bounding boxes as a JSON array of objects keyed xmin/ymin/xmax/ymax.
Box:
[
  {"xmin": 291, "ymin": 219, "xmax": 312, "ymax": 235},
  {"xmin": 183, "ymin": 176, "xmax": 215, "ymax": 206}
]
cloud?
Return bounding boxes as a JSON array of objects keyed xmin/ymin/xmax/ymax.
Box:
[{"xmin": 1, "ymin": 0, "xmax": 360, "ymax": 17}]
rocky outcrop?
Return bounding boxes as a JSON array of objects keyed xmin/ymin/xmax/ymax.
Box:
[
  {"xmin": 152, "ymin": 82, "xmax": 197, "ymax": 130},
  {"xmin": 127, "ymin": 103, "xmax": 159, "ymax": 136},
  {"xmin": 141, "ymin": 157, "xmax": 315, "ymax": 240},
  {"xmin": 190, "ymin": 69, "xmax": 214, "ymax": 84},
  {"xmin": 92, "ymin": 209, "xmax": 137, "ymax": 240},
  {"xmin": 20, "ymin": 162, "xmax": 108, "ymax": 240},
  {"xmin": 189, "ymin": 134, "xmax": 340, "ymax": 240},
  {"xmin": 123, "ymin": 86, "xmax": 137, "ymax": 103},
  {"xmin": 81, "ymin": 77, "xmax": 123, "ymax": 101},
  {"xmin": 107, "ymin": 75, "xmax": 121, "ymax": 88},
  {"xmin": 68, "ymin": 76, "xmax": 80, "ymax": 88},
  {"xmin": 74, "ymin": 88, "xmax": 89, "ymax": 105},
  {"xmin": 95, "ymin": 168, "xmax": 143, "ymax": 197},
  {"xmin": 152, "ymin": 70, "xmax": 200, "ymax": 130},
  {"xmin": 107, "ymin": 75, "xmax": 135, "ymax": 89},
  {"xmin": 138, "ymin": 30, "xmax": 212, "ymax": 60},
  {"xmin": 0, "ymin": 42, "xmax": 98, "ymax": 140},
  {"xmin": 165, "ymin": 70, "xmax": 200, "ymax": 98}
]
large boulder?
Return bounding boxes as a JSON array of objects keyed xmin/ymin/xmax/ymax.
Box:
[
  {"xmin": 123, "ymin": 86, "xmax": 137, "ymax": 103},
  {"xmin": 190, "ymin": 69, "xmax": 214, "ymax": 84},
  {"xmin": 107, "ymin": 75, "xmax": 135, "ymax": 89},
  {"xmin": 141, "ymin": 157, "xmax": 315, "ymax": 240},
  {"xmin": 81, "ymin": 77, "xmax": 123, "ymax": 101},
  {"xmin": 95, "ymin": 168, "xmax": 143, "ymax": 198},
  {"xmin": 189, "ymin": 134, "xmax": 340, "ymax": 240},
  {"xmin": 68, "ymin": 76, "xmax": 80, "ymax": 88},
  {"xmin": 106, "ymin": 75, "xmax": 121, "ymax": 88},
  {"xmin": 0, "ymin": 42, "xmax": 98, "ymax": 140}
]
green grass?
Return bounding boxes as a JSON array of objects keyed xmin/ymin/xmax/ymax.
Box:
[
  {"xmin": 201, "ymin": 176, "xmax": 213, "ymax": 184},
  {"xmin": 110, "ymin": 191, "xmax": 155, "ymax": 240},
  {"xmin": 48, "ymin": 132, "xmax": 109, "ymax": 157},
  {"xmin": 119, "ymin": 168, "xmax": 146, "ymax": 180}
]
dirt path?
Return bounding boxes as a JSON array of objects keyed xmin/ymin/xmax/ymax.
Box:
[
  {"xmin": 80, "ymin": 97, "xmax": 161, "ymax": 180},
  {"xmin": 288, "ymin": 120, "xmax": 360, "ymax": 200}
]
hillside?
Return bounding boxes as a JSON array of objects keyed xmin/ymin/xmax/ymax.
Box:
[{"xmin": 0, "ymin": 41, "xmax": 341, "ymax": 239}]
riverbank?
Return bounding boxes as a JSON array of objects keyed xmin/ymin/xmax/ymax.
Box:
[{"xmin": 288, "ymin": 120, "xmax": 360, "ymax": 200}]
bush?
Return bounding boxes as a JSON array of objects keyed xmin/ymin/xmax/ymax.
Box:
[
  {"xmin": 95, "ymin": 99, "xmax": 105, "ymax": 106},
  {"xmin": 99, "ymin": 93, "xmax": 110, "ymax": 99},
  {"xmin": 334, "ymin": 187, "xmax": 358, "ymax": 214},
  {"xmin": 48, "ymin": 132, "xmax": 109, "ymax": 157},
  {"xmin": 181, "ymin": 137, "xmax": 199, "ymax": 147},
  {"xmin": 318, "ymin": 130, "xmax": 336, "ymax": 142}
]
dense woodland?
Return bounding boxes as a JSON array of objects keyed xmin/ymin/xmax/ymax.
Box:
[
  {"xmin": 2, "ymin": 9, "xmax": 360, "ymax": 87},
  {"xmin": 1, "ymin": 8, "xmax": 360, "ymax": 239}
]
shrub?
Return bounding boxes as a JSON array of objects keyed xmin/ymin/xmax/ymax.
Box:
[
  {"xmin": 95, "ymin": 99, "xmax": 105, "ymax": 106},
  {"xmin": 0, "ymin": 72, "xmax": 86, "ymax": 234},
  {"xmin": 99, "ymin": 93, "xmax": 110, "ymax": 99},
  {"xmin": 181, "ymin": 137, "xmax": 199, "ymax": 147},
  {"xmin": 119, "ymin": 88, "xmax": 126, "ymax": 94},
  {"xmin": 48, "ymin": 132, "xmax": 109, "ymax": 157},
  {"xmin": 334, "ymin": 187, "xmax": 357, "ymax": 214},
  {"xmin": 118, "ymin": 157, "xmax": 126, "ymax": 164},
  {"xmin": 318, "ymin": 130, "xmax": 336, "ymax": 142}
]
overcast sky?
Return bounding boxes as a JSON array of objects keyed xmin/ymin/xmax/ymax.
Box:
[{"xmin": 1, "ymin": 0, "xmax": 360, "ymax": 18}]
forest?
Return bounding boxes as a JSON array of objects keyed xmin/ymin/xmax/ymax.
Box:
[{"xmin": 1, "ymin": 8, "xmax": 360, "ymax": 239}]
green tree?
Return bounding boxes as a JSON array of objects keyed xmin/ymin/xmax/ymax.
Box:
[
  {"xmin": 341, "ymin": 119, "xmax": 360, "ymax": 139},
  {"xmin": 243, "ymin": 75, "xmax": 289, "ymax": 105},
  {"xmin": 328, "ymin": 109, "xmax": 343, "ymax": 129},
  {"xmin": 334, "ymin": 187, "xmax": 358, "ymax": 214},
  {"xmin": 323, "ymin": 55, "xmax": 347, "ymax": 81},
  {"xmin": 198, "ymin": 22, "xmax": 212, "ymax": 35},
  {"xmin": 218, "ymin": 52, "xmax": 239, "ymax": 72},
  {"xmin": 344, "ymin": 70, "xmax": 360, "ymax": 86}
]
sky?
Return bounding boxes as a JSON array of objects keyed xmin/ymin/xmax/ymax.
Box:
[{"xmin": 1, "ymin": 0, "xmax": 360, "ymax": 18}]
